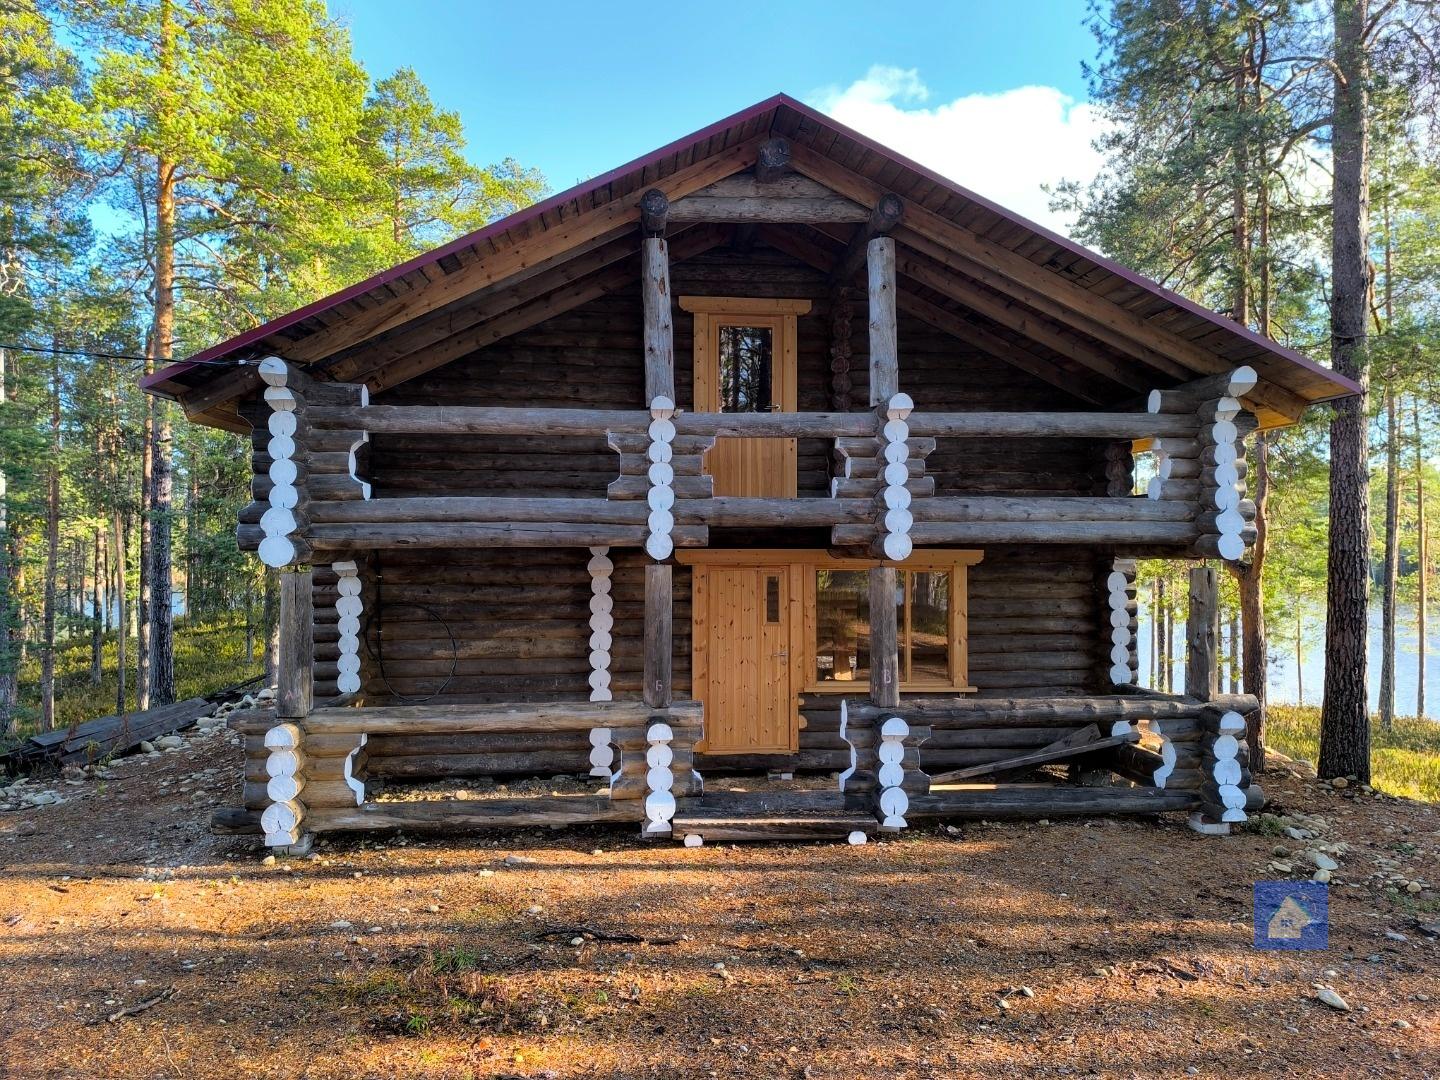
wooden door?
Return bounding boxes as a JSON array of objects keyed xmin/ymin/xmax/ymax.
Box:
[
  {"xmin": 695, "ymin": 566, "xmax": 795, "ymax": 754},
  {"xmin": 692, "ymin": 309, "xmax": 798, "ymax": 497}
]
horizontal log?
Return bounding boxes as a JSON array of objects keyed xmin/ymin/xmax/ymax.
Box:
[
  {"xmin": 368, "ymin": 751, "xmax": 593, "ymax": 777},
  {"xmin": 306, "ymin": 796, "xmax": 642, "ymax": 832},
  {"xmin": 309, "ymin": 406, "xmax": 1194, "ymax": 441},
  {"xmin": 300, "ymin": 523, "xmax": 708, "ymax": 550},
  {"xmin": 833, "ymin": 521, "xmax": 1196, "ymax": 546},
  {"xmin": 912, "ymin": 496, "xmax": 1195, "ymax": 523},
  {"xmin": 669, "ymin": 194, "xmax": 871, "ymax": 223},
  {"xmin": 844, "ymin": 695, "xmax": 1209, "ymax": 727},
  {"xmin": 309, "ymin": 497, "xmax": 647, "ymax": 526},
  {"xmin": 304, "ymin": 699, "xmax": 703, "ymax": 735},
  {"xmin": 906, "ymin": 785, "xmax": 1200, "ymax": 818}
]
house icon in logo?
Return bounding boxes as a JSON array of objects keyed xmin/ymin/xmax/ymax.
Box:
[{"xmin": 1267, "ymin": 895, "xmax": 1314, "ymax": 940}]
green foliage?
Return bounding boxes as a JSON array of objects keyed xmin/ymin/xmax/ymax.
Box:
[
  {"xmin": 1267, "ymin": 705, "xmax": 1440, "ymax": 801},
  {"xmin": 8, "ymin": 614, "xmax": 260, "ymax": 737}
]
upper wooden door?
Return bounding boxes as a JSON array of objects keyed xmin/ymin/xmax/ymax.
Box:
[
  {"xmin": 683, "ymin": 297, "xmax": 809, "ymax": 498},
  {"xmin": 693, "ymin": 564, "xmax": 796, "ymax": 754}
]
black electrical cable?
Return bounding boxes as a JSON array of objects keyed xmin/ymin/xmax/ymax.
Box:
[{"xmin": 362, "ymin": 548, "xmax": 458, "ymax": 704}]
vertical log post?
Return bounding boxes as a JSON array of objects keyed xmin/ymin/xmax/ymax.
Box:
[
  {"xmin": 868, "ymin": 568, "xmax": 900, "ymax": 708},
  {"xmin": 277, "ymin": 567, "xmax": 313, "ymax": 719},
  {"xmin": 1186, "ymin": 566, "xmax": 1218, "ymax": 702},
  {"xmin": 644, "ymin": 564, "xmax": 673, "ymax": 708},
  {"xmin": 267, "ymin": 566, "xmax": 313, "ymax": 855},
  {"xmin": 640, "ymin": 230, "xmax": 675, "ymax": 404}
]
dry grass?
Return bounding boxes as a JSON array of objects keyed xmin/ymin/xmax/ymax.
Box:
[{"xmin": 1, "ymin": 730, "xmax": 1438, "ymax": 1079}]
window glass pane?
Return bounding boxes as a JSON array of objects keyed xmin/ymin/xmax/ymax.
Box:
[
  {"xmin": 814, "ymin": 570, "xmax": 869, "ymax": 685},
  {"xmin": 718, "ymin": 324, "xmax": 773, "ymax": 413},
  {"xmin": 765, "ymin": 575, "xmax": 781, "ymax": 623},
  {"xmin": 908, "ymin": 571, "xmax": 950, "ymax": 682}
]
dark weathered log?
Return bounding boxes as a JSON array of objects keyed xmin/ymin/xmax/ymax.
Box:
[
  {"xmin": 644, "ymin": 563, "xmax": 673, "ymax": 708},
  {"xmin": 211, "ymin": 807, "xmax": 263, "ymax": 834},
  {"xmin": 909, "ymin": 412, "xmax": 1196, "ymax": 439},
  {"xmin": 844, "ymin": 695, "xmax": 1210, "ymax": 726},
  {"xmin": 929, "ymin": 725, "xmax": 1136, "ymax": 783},
  {"xmin": 869, "ymin": 567, "xmax": 900, "ymax": 708},
  {"xmin": 1186, "ymin": 567, "xmax": 1218, "ymax": 701},
  {"xmin": 301, "ymin": 523, "xmax": 707, "ymax": 549},
  {"xmin": 832, "ymin": 521, "xmax": 1195, "ymax": 546},
  {"xmin": 668, "ymin": 194, "xmax": 869, "ymax": 224},
  {"xmin": 914, "ymin": 496, "xmax": 1194, "ymax": 522},
  {"xmin": 277, "ymin": 569, "xmax": 313, "ymax": 720},
  {"xmin": 638, "ymin": 188, "xmax": 669, "ymax": 235},
  {"xmin": 906, "ymin": 785, "xmax": 1199, "ymax": 818},
  {"xmin": 831, "ymin": 193, "xmax": 906, "ymax": 285},
  {"xmin": 309, "ymin": 497, "xmax": 647, "ymax": 525},
  {"xmin": 754, "ymin": 137, "xmax": 793, "ymax": 184}
]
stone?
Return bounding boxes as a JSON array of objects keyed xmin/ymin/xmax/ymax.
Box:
[
  {"xmin": 1406, "ymin": 881, "xmax": 1423, "ymax": 894},
  {"xmin": 1330, "ymin": 776, "xmax": 1349, "ymax": 790},
  {"xmin": 138, "ymin": 741, "xmax": 156, "ymax": 754},
  {"xmin": 261, "ymin": 855, "xmax": 276, "ymax": 866},
  {"xmin": 330, "ymin": 920, "xmax": 353, "ymax": 930},
  {"xmin": 155, "ymin": 735, "xmax": 184, "ymax": 750},
  {"xmin": 1309, "ymin": 851, "xmax": 1339, "ymax": 871},
  {"xmin": 503, "ymin": 854, "xmax": 537, "ymax": 867},
  {"xmin": 1315, "ymin": 988, "xmax": 1350, "ymax": 1012},
  {"xmin": 1385, "ymin": 931, "xmax": 1408, "ymax": 942},
  {"xmin": 1313, "ymin": 869, "xmax": 1332, "ymax": 883}
]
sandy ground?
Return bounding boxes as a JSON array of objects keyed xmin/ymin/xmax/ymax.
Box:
[{"xmin": 1, "ymin": 727, "xmax": 1438, "ymax": 1080}]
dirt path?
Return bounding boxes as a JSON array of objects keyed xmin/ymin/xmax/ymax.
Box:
[{"xmin": 1, "ymin": 729, "xmax": 1437, "ymax": 1079}]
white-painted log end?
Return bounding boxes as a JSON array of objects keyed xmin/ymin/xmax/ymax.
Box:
[
  {"xmin": 847, "ymin": 830, "xmax": 868, "ymax": 846},
  {"xmin": 1187, "ymin": 813, "xmax": 1231, "ymax": 836},
  {"xmin": 683, "ymin": 833, "xmax": 704, "ymax": 848}
]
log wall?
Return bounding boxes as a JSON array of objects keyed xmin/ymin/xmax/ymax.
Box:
[{"xmin": 341, "ymin": 244, "xmax": 1115, "ymax": 777}]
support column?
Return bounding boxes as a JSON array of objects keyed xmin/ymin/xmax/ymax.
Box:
[
  {"xmin": 1186, "ymin": 565, "xmax": 1252, "ymax": 833},
  {"xmin": 868, "ymin": 567, "xmax": 900, "ymax": 708},
  {"xmin": 644, "ymin": 564, "xmax": 673, "ymax": 708},
  {"xmin": 266, "ymin": 566, "xmax": 313, "ymax": 854},
  {"xmin": 866, "ymin": 236, "xmax": 898, "ymax": 406}
]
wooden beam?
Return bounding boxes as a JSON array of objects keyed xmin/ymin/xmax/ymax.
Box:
[
  {"xmin": 277, "ymin": 568, "xmax": 313, "ymax": 720},
  {"xmin": 305, "ymin": 699, "xmax": 702, "ymax": 734},
  {"xmin": 279, "ymin": 138, "xmax": 763, "ymax": 366},
  {"xmin": 830, "ymin": 193, "xmax": 904, "ymax": 285},
  {"xmin": 788, "ymin": 143, "xmax": 1312, "ymax": 420},
  {"xmin": 644, "ymin": 564, "xmax": 673, "ymax": 708},
  {"xmin": 867, "ymin": 236, "xmax": 899, "ymax": 405},
  {"xmin": 1186, "ymin": 566, "xmax": 1218, "ymax": 701},
  {"xmin": 641, "ymin": 236, "xmax": 675, "ymax": 402},
  {"xmin": 893, "ymin": 246, "xmax": 1149, "ymax": 391},
  {"xmin": 754, "ymin": 136, "xmax": 793, "ymax": 183},
  {"xmin": 669, "ymin": 194, "xmax": 870, "ymax": 224},
  {"xmin": 928, "ymin": 724, "xmax": 1132, "ymax": 783},
  {"xmin": 756, "ymin": 223, "xmax": 1109, "ymax": 406},
  {"xmin": 869, "ymin": 567, "xmax": 900, "ymax": 709},
  {"xmin": 318, "ymin": 229, "xmax": 647, "ymax": 382},
  {"xmin": 362, "ymin": 225, "xmax": 729, "ymax": 392}
]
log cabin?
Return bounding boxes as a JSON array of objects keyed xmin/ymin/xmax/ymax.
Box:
[{"xmin": 143, "ymin": 94, "xmax": 1359, "ymax": 850}]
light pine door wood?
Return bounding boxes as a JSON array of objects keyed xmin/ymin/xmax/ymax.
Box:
[
  {"xmin": 692, "ymin": 310, "xmax": 798, "ymax": 497},
  {"xmin": 697, "ymin": 566, "xmax": 795, "ymax": 754}
]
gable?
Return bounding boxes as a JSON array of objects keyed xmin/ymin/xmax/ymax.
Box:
[{"xmin": 143, "ymin": 93, "xmax": 1359, "ymax": 433}]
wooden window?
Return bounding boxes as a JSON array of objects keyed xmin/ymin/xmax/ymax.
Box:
[{"xmin": 679, "ymin": 549, "xmax": 982, "ymax": 696}]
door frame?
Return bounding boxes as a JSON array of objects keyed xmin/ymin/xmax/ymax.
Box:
[
  {"xmin": 681, "ymin": 296, "xmax": 810, "ymax": 499},
  {"xmin": 689, "ymin": 559, "xmax": 807, "ymax": 755}
]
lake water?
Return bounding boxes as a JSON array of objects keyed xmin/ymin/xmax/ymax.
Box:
[{"xmin": 1137, "ymin": 601, "xmax": 1440, "ymax": 719}]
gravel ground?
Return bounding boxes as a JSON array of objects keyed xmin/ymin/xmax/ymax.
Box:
[{"xmin": 1, "ymin": 726, "xmax": 1437, "ymax": 1079}]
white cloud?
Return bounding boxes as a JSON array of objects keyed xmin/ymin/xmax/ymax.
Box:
[{"xmin": 809, "ymin": 67, "xmax": 1108, "ymax": 237}]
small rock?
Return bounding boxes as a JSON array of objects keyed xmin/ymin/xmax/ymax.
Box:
[
  {"xmin": 503, "ymin": 854, "xmax": 537, "ymax": 867},
  {"xmin": 367, "ymin": 926, "xmax": 382, "ymax": 934},
  {"xmin": 155, "ymin": 735, "xmax": 184, "ymax": 750},
  {"xmin": 1406, "ymin": 881, "xmax": 1423, "ymax": 894},
  {"xmin": 996, "ymin": 998, "xmax": 1010, "ymax": 1011},
  {"xmin": 425, "ymin": 904, "xmax": 439, "ymax": 913},
  {"xmin": 1393, "ymin": 1019, "xmax": 1413, "ymax": 1030},
  {"xmin": 1330, "ymin": 776, "xmax": 1349, "ymax": 790},
  {"xmin": 1019, "ymin": 986, "xmax": 1035, "ymax": 998},
  {"xmin": 569, "ymin": 936, "xmax": 585, "ymax": 946},
  {"xmin": 138, "ymin": 740, "xmax": 156, "ymax": 754},
  {"xmin": 1385, "ymin": 931, "xmax": 1408, "ymax": 942},
  {"xmin": 329, "ymin": 920, "xmax": 352, "ymax": 930},
  {"xmin": 1315, "ymin": 988, "xmax": 1350, "ymax": 1012},
  {"xmin": 261, "ymin": 854, "xmax": 276, "ymax": 866},
  {"xmin": 1308, "ymin": 851, "xmax": 1339, "ymax": 871},
  {"xmin": 1268, "ymin": 861, "xmax": 1294, "ymax": 874},
  {"xmin": 1283, "ymin": 826, "xmax": 1313, "ymax": 841},
  {"xmin": 526, "ymin": 904, "xmax": 543, "ymax": 915},
  {"xmin": 1313, "ymin": 869, "xmax": 1332, "ymax": 883}
]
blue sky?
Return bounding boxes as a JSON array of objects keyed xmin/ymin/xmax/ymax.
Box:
[{"xmin": 334, "ymin": 0, "xmax": 1104, "ymax": 233}]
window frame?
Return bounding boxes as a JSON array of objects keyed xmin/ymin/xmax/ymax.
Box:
[{"xmin": 678, "ymin": 548, "xmax": 983, "ymax": 696}]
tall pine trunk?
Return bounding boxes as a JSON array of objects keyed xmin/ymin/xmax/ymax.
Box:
[
  {"xmin": 137, "ymin": 402, "xmax": 151, "ymax": 709},
  {"xmin": 90, "ymin": 529, "xmax": 102, "ymax": 685},
  {"xmin": 41, "ymin": 343, "xmax": 61, "ymax": 732},
  {"xmin": 1380, "ymin": 389, "xmax": 1399, "ymax": 729},
  {"xmin": 1319, "ymin": 0, "xmax": 1372, "ymax": 781},
  {"xmin": 112, "ymin": 511, "xmax": 128, "ymax": 714},
  {"xmin": 148, "ymin": 157, "xmax": 178, "ymax": 707},
  {"xmin": 1416, "ymin": 400, "xmax": 1427, "ymax": 717},
  {"xmin": 0, "ymin": 345, "xmax": 15, "ymax": 734}
]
